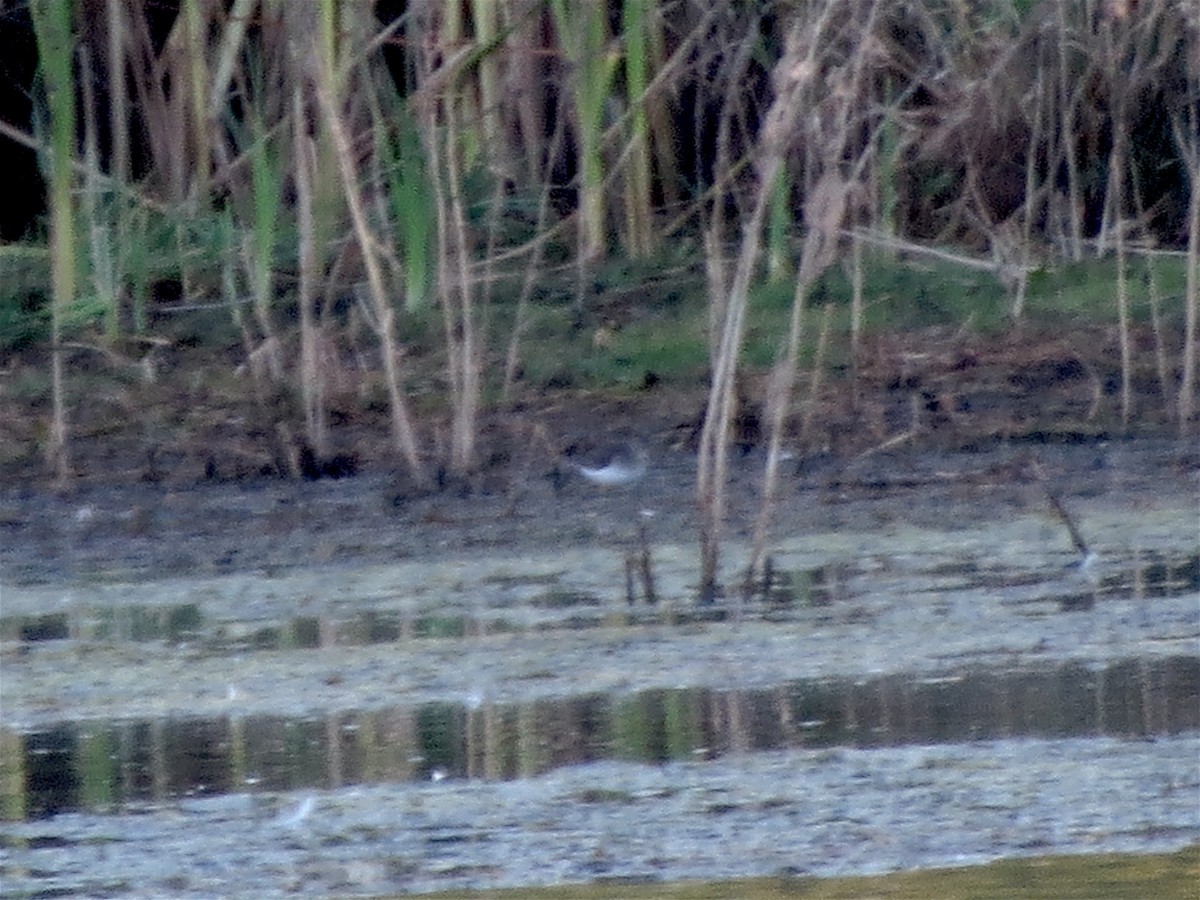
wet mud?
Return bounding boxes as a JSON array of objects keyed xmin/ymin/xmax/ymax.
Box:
[{"xmin": 1, "ymin": 431, "xmax": 1198, "ymax": 897}]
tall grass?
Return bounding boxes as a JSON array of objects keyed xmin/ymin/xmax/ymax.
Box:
[
  {"xmin": 744, "ymin": 3, "xmax": 867, "ymax": 599},
  {"xmin": 312, "ymin": 1, "xmax": 425, "ymax": 484},
  {"xmin": 240, "ymin": 103, "xmax": 285, "ymax": 382},
  {"xmin": 550, "ymin": 0, "xmax": 620, "ymax": 264},
  {"xmin": 695, "ymin": 9, "xmax": 840, "ymax": 603},
  {"xmin": 381, "ymin": 107, "xmax": 435, "ymax": 314},
  {"xmin": 620, "ymin": 0, "xmax": 656, "ymax": 259}
]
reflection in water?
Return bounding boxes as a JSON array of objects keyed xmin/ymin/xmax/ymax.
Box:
[
  {"xmin": 6, "ymin": 655, "xmax": 1196, "ymax": 821},
  {"xmin": 3, "ymin": 552, "xmax": 1197, "ymax": 650}
]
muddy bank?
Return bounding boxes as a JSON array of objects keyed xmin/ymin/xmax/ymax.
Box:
[
  {"xmin": 2, "ymin": 431, "xmax": 1195, "ymax": 586},
  {"xmin": 3, "ymin": 435, "xmax": 1198, "ymax": 726}
]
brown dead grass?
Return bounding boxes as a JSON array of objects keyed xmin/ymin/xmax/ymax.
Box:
[{"xmin": 0, "ymin": 322, "xmax": 1181, "ymax": 489}]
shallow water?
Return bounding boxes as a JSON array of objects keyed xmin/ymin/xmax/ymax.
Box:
[{"xmin": 1, "ymin": 437, "xmax": 1198, "ymax": 896}]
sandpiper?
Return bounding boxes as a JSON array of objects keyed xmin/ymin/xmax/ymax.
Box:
[{"xmin": 569, "ymin": 442, "xmax": 648, "ymax": 486}]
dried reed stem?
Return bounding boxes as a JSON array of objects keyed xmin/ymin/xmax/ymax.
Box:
[
  {"xmin": 502, "ymin": 111, "xmax": 568, "ymax": 401},
  {"xmin": 30, "ymin": 0, "xmax": 76, "ymax": 482},
  {"xmin": 293, "ymin": 89, "xmax": 326, "ymax": 457},
  {"xmin": 697, "ymin": 15, "xmax": 818, "ymax": 603},
  {"xmin": 313, "ymin": 48, "xmax": 426, "ymax": 484},
  {"xmin": 746, "ymin": 1, "xmax": 869, "ymax": 590},
  {"xmin": 1180, "ymin": 151, "xmax": 1199, "ymax": 428},
  {"xmin": 799, "ymin": 303, "xmax": 835, "ymax": 446},
  {"xmin": 850, "ymin": 232, "xmax": 864, "ymax": 407},
  {"xmin": 1111, "ymin": 122, "xmax": 1133, "ymax": 426}
]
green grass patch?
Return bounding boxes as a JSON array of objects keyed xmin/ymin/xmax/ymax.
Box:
[
  {"xmin": 410, "ymin": 845, "xmax": 1200, "ymax": 899},
  {"xmin": 1024, "ymin": 255, "xmax": 1190, "ymax": 324},
  {"xmin": 493, "ymin": 247, "xmax": 1192, "ymax": 397},
  {"xmin": 3, "ymin": 229, "xmax": 1190, "ymax": 405}
]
